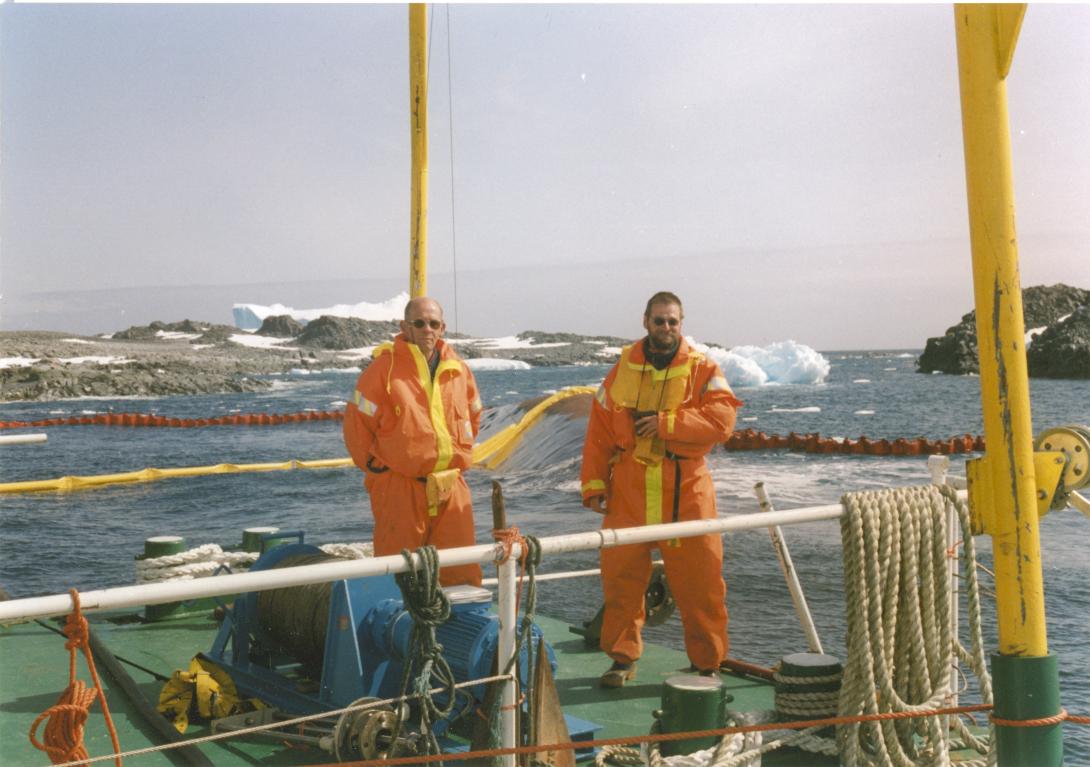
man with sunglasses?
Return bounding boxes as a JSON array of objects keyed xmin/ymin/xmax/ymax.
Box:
[
  {"xmin": 344, "ymin": 296, "xmax": 483, "ymax": 586},
  {"xmin": 580, "ymin": 291, "xmax": 742, "ymax": 687}
]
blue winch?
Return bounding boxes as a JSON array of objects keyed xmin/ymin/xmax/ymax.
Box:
[{"xmin": 205, "ymin": 540, "xmax": 570, "ymax": 757}]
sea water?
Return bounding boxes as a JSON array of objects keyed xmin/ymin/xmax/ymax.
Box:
[{"xmin": 1, "ymin": 351, "xmax": 1087, "ymax": 760}]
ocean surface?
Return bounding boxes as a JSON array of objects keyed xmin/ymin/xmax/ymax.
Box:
[{"xmin": 2, "ymin": 350, "xmax": 1088, "ymax": 760}]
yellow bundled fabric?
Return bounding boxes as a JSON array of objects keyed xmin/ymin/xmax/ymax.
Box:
[
  {"xmin": 472, "ymin": 386, "xmax": 595, "ymax": 470},
  {"xmin": 157, "ymin": 654, "xmax": 260, "ymax": 733}
]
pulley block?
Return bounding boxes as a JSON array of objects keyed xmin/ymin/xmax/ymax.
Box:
[{"xmin": 1035, "ymin": 424, "xmax": 1090, "ymax": 510}]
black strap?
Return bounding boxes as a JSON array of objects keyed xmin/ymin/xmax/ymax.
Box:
[
  {"xmin": 366, "ymin": 457, "xmax": 388, "ymax": 474},
  {"xmin": 671, "ymin": 459, "xmax": 682, "ymax": 525}
]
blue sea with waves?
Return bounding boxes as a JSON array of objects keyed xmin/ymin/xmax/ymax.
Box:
[{"xmin": 2, "ymin": 349, "xmax": 1088, "ymax": 760}]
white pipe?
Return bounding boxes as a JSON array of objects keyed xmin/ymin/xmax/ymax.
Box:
[
  {"xmin": 754, "ymin": 482, "xmax": 824, "ymax": 655},
  {"xmin": 1069, "ymin": 490, "xmax": 1090, "ymax": 519},
  {"xmin": 0, "ymin": 433, "xmax": 48, "ymax": 445},
  {"xmin": 496, "ymin": 543, "xmax": 520, "ymax": 767},
  {"xmin": 0, "ymin": 504, "xmax": 853, "ymax": 623}
]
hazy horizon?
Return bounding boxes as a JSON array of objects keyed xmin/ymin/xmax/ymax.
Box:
[{"xmin": 2, "ymin": 4, "xmax": 1088, "ymax": 348}]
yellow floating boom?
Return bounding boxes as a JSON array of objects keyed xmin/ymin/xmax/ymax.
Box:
[{"xmin": 0, "ymin": 387, "xmax": 595, "ymax": 494}]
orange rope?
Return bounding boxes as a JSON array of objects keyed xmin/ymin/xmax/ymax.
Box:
[
  {"xmin": 492, "ymin": 526, "xmax": 531, "ymax": 608},
  {"xmin": 28, "ymin": 590, "xmax": 122, "ymax": 767},
  {"xmin": 991, "ymin": 708, "xmax": 1069, "ymax": 727},
  {"xmin": 322, "ymin": 703, "xmax": 1000, "ymax": 767},
  {"xmin": 318, "ymin": 701, "xmax": 1090, "ymax": 767}
]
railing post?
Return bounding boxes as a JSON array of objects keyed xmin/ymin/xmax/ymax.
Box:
[
  {"xmin": 496, "ymin": 543, "xmax": 520, "ymax": 767},
  {"xmin": 753, "ymin": 482, "xmax": 824, "ymax": 655}
]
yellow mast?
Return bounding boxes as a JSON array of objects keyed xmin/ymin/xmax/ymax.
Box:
[
  {"xmin": 409, "ymin": 3, "xmax": 429, "ymax": 298},
  {"xmin": 954, "ymin": 5, "xmax": 1063, "ymax": 763}
]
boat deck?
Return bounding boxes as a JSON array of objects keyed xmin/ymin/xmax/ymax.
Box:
[{"xmin": 1, "ymin": 608, "xmax": 836, "ymax": 765}]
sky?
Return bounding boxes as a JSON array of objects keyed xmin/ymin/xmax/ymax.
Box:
[{"xmin": 1, "ymin": 3, "xmax": 1088, "ymax": 350}]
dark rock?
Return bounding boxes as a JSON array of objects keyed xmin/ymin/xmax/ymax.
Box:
[
  {"xmin": 257, "ymin": 314, "xmax": 304, "ymax": 338},
  {"xmin": 1026, "ymin": 306, "xmax": 1090, "ymax": 379},
  {"xmin": 918, "ymin": 284, "xmax": 1090, "ymax": 378},
  {"xmin": 296, "ymin": 315, "xmax": 399, "ymax": 349},
  {"xmin": 517, "ymin": 330, "xmax": 628, "ymax": 346}
]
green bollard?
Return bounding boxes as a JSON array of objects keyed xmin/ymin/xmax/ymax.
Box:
[
  {"xmin": 241, "ymin": 526, "xmax": 280, "ymax": 553},
  {"xmin": 657, "ymin": 674, "xmax": 729, "ymax": 756},
  {"xmin": 139, "ymin": 536, "xmax": 186, "ymax": 622}
]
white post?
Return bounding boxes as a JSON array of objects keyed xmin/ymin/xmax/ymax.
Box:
[
  {"xmin": 0, "ymin": 433, "xmax": 48, "ymax": 445},
  {"xmin": 496, "ymin": 543, "xmax": 520, "ymax": 767},
  {"xmin": 753, "ymin": 482, "xmax": 824, "ymax": 655}
]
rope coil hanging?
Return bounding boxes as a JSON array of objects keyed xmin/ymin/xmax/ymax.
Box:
[
  {"xmin": 392, "ymin": 546, "xmax": 458, "ymax": 757},
  {"xmin": 28, "ymin": 589, "xmax": 123, "ymax": 767},
  {"xmin": 838, "ymin": 484, "xmax": 992, "ymax": 767}
]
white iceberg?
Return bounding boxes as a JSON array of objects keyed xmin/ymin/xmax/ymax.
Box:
[{"xmin": 232, "ymin": 293, "xmax": 409, "ymax": 330}]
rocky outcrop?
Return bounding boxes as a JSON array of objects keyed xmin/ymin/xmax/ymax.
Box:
[
  {"xmin": 917, "ymin": 284, "xmax": 1090, "ymax": 378},
  {"xmin": 1025, "ymin": 305, "xmax": 1090, "ymax": 378},
  {"xmin": 295, "ymin": 315, "xmax": 400, "ymax": 349},
  {"xmin": 0, "ymin": 358, "xmax": 271, "ymax": 400},
  {"xmin": 0, "ymin": 321, "xmax": 629, "ymax": 402},
  {"xmin": 112, "ymin": 319, "xmax": 234, "ymax": 341},
  {"xmin": 257, "ymin": 314, "xmax": 304, "ymax": 338}
]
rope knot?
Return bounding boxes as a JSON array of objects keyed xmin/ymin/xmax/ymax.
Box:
[
  {"xmin": 28, "ymin": 589, "xmax": 122, "ymax": 766},
  {"xmin": 492, "ymin": 526, "xmax": 524, "ymax": 564}
]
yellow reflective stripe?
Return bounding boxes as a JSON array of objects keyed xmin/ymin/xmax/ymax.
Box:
[
  {"xmin": 408, "ymin": 345, "xmax": 457, "ymax": 473},
  {"xmin": 666, "ymin": 411, "xmax": 676, "ymax": 436},
  {"xmin": 352, "ymin": 389, "xmax": 377, "ymax": 416},
  {"xmin": 623, "ymin": 358, "xmax": 694, "ymax": 382},
  {"xmin": 645, "ymin": 463, "xmax": 663, "ymax": 526},
  {"xmin": 594, "ymin": 384, "xmax": 608, "ymax": 407},
  {"xmin": 705, "ymin": 375, "xmax": 732, "ymax": 393},
  {"xmin": 582, "ymin": 479, "xmax": 606, "ymax": 494},
  {"xmin": 470, "ymin": 395, "xmax": 483, "ymax": 414}
]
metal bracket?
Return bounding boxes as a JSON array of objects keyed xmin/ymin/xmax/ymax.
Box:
[
  {"xmin": 966, "ymin": 451, "xmax": 1065, "ymax": 536},
  {"xmin": 1033, "ymin": 451, "xmax": 1067, "ymax": 518}
]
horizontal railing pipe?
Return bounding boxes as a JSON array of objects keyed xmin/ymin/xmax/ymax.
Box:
[{"xmin": 0, "ymin": 499, "xmax": 936, "ymax": 624}]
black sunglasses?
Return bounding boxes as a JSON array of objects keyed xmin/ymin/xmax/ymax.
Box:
[
  {"xmin": 652, "ymin": 317, "xmax": 680, "ymax": 327},
  {"xmin": 410, "ymin": 319, "xmax": 442, "ymax": 330}
]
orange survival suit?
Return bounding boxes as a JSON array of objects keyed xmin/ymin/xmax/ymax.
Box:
[
  {"xmin": 344, "ymin": 335, "xmax": 483, "ymax": 586},
  {"xmin": 580, "ymin": 338, "xmax": 741, "ymax": 671}
]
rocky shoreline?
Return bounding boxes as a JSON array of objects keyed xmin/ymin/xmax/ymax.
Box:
[
  {"xmin": 916, "ymin": 284, "xmax": 1090, "ymax": 379},
  {"xmin": 0, "ymin": 318, "xmax": 628, "ymax": 402}
]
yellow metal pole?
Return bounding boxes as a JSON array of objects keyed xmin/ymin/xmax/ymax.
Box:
[
  {"xmin": 409, "ymin": 3, "xmax": 429, "ymax": 298},
  {"xmin": 954, "ymin": 5, "xmax": 1062, "ymax": 763}
]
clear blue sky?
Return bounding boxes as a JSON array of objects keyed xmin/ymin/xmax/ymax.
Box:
[{"xmin": 2, "ymin": 3, "xmax": 1088, "ymax": 348}]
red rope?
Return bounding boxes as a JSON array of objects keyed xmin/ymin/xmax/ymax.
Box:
[{"xmin": 28, "ymin": 589, "xmax": 122, "ymax": 766}]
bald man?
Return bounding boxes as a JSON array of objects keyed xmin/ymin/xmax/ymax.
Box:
[{"xmin": 344, "ymin": 297, "xmax": 483, "ymax": 586}]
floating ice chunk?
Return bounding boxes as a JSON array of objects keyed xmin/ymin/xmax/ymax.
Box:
[
  {"xmin": 769, "ymin": 406, "xmax": 821, "ymax": 413},
  {"xmin": 853, "ymin": 379, "xmax": 871, "ymax": 384},
  {"xmin": 692, "ymin": 338, "xmax": 829, "ymax": 386},
  {"xmin": 855, "ymin": 410, "xmax": 875, "ymax": 415},
  {"xmin": 463, "ymin": 358, "xmax": 532, "ymax": 371}
]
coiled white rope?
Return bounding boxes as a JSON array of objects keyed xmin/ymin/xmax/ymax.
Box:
[
  {"xmin": 837, "ymin": 484, "xmax": 993, "ymax": 767},
  {"xmin": 134, "ymin": 541, "xmax": 373, "ymax": 583}
]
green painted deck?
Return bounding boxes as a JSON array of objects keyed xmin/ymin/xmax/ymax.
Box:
[{"xmin": 0, "ymin": 608, "xmax": 837, "ymax": 766}]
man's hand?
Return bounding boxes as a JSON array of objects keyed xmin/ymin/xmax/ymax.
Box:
[
  {"xmin": 634, "ymin": 414, "xmax": 659, "ymax": 438},
  {"xmin": 588, "ymin": 495, "xmax": 607, "ymax": 515}
]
